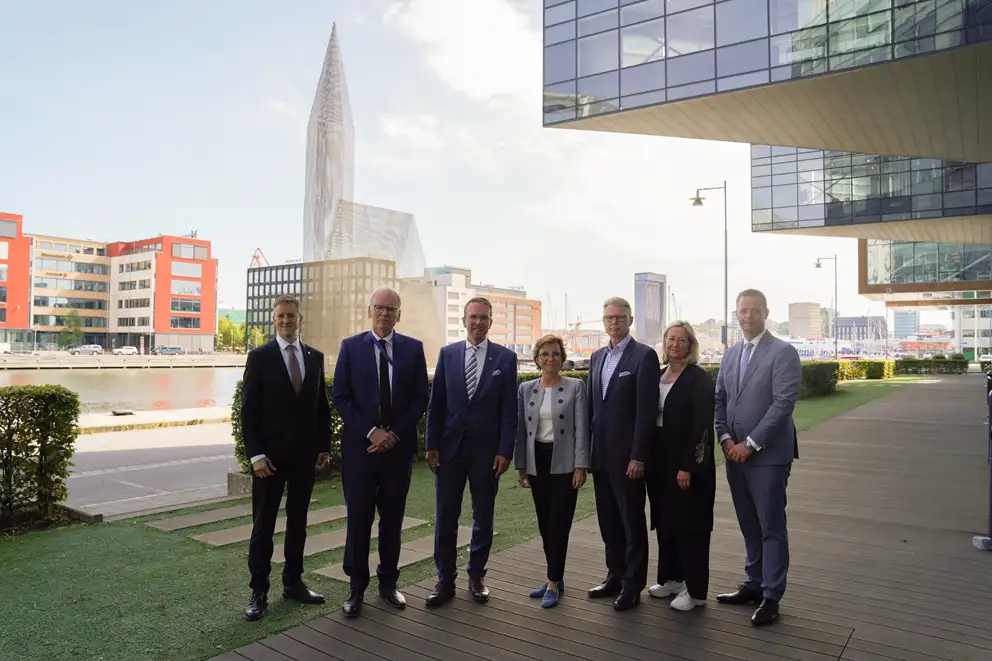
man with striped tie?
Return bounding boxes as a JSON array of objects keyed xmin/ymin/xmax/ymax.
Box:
[{"xmin": 425, "ymin": 296, "xmax": 518, "ymax": 606}]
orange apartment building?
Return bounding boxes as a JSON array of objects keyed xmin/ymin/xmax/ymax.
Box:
[{"xmin": 0, "ymin": 211, "xmax": 216, "ymax": 353}]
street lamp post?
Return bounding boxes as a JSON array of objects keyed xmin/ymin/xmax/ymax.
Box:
[
  {"xmin": 815, "ymin": 255, "xmax": 839, "ymax": 359},
  {"xmin": 691, "ymin": 181, "xmax": 728, "ymax": 350}
]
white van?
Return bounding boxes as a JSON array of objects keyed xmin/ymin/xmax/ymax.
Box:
[{"xmin": 0, "ymin": 342, "xmax": 11, "ymax": 354}]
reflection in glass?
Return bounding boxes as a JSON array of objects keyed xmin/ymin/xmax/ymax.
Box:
[
  {"xmin": 621, "ymin": 18, "xmax": 666, "ymax": 66},
  {"xmin": 717, "ymin": 38, "xmax": 770, "ymax": 76},
  {"xmin": 546, "ymin": 1, "xmax": 577, "ymax": 26},
  {"xmin": 544, "ymin": 41, "xmax": 577, "ymax": 84},
  {"xmin": 578, "ymin": 0, "xmax": 618, "ymax": 17},
  {"xmin": 667, "ymin": 6, "xmax": 715, "ymax": 56},
  {"xmin": 718, "ymin": 69, "xmax": 771, "ymax": 90},
  {"xmin": 577, "ymin": 70, "xmax": 620, "ymax": 101},
  {"xmin": 667, "ymin": 50, "xmax": 715, "ymax": 86},
  {"xmin": 716, "ymin": 0, "xmax": 770, "ymax": 47},
  {"xmin": 620, "ymin": 59, "xmax": 666, "ymax": 94},
  {"xmin": 621, "ymin": 0, "xmax": 666, "ymax": 25},
  {"xmin": 578, "ymin": 30, "xmax": 620, "ymax": 76},
  {"xmin": 579, "ymin": 9, "xmax": 619, "ymax": 36},
  {"xmin": 544, "ymin": 80, "xmax": 578, "ymax": 112},
  {"xmin": 546, "ymin": 21, "xmax": 577, "ymax": 44},
  {"xmin": 769, "ymin": 0, "xmax": 829, "ymax": 35},
  {"xmin": 829, "ymin": 12, "xmax": 892, "ymax": 56}
]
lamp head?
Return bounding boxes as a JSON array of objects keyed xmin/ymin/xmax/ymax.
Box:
[
  {"xmin": 691, "ymin": 196, "xmax": 704, "ymax": 207},
  {"xmin": 815, "ymin": 261, "xmax": 823, "ymax": 268}
]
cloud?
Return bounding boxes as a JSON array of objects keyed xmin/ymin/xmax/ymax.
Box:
[{"xmin": 265, "ymin": 99, "xmax": 301, "ymax": 120}]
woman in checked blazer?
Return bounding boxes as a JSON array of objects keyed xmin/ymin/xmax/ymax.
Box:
[{"xmin": 515, "ymin": 334, "xmax": 590, "ymax": 609}]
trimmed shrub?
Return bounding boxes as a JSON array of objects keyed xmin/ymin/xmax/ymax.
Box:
[
  {"xmin": 230, "ymin": 364, "xmax": 839, "ymax": 473},
  {"xmin": 0, "ymin": 385, "xmax": 80, "ymax": 524},
  {"xmin": 837, "ymin": 360, "xmax": 895, "ymax": 381},
  {"xmin": 949, "ymin": 353, "xmax": 965, "ymax": 361},
  {"xmin": 893, "ymin": 359, "xmax": 968, "ymax": 375}
]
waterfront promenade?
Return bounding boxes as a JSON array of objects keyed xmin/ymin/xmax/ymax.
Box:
[
  {"xmin": 213, "ymin": 375, "xmax": 992, "ymax": 661},
  {"xmin": 0, "ymin": 352, "xmax": 247, "ymax": 370}
]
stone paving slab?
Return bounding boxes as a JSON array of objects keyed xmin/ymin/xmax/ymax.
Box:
[
  {"xmin": 271, "ymin": 516, "xmax": 428, "ymax": 563},
  {"xmin": 311, "ymin": 525, "xmax": 475, "ymax": 581},
  {"xmin": 192, "ymin": 505, "xmax": 347, "ymax": 546},
  {"xmin": 147, "ymin": 502, "xmax": 254, "ymax": 531}
]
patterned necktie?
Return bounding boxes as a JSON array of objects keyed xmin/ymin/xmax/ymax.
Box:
[
  {"xmin": 286, "ymin": 344, "xmax": 302, "ymax": 394},
  {"xmin": 378, "ymin": 339, "xmax": 393, "ymax": 426},
  {"xmin": 465, "ymin": 346, "xmax": 479, "ymax": 399},
  {"xmin": 739, "ymin": 342, "xmax": 753, "ymax": 390}
]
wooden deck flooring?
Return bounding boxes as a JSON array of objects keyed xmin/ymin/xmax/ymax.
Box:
[{"xmin": 213, "ymin": 375, "xmax": 992, "ymax": 661}]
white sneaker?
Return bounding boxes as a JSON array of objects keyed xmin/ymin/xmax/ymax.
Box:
[
  {"xmin": 648, "ymin": 580, "xmax": 684, "ymax": 598},
  {"xmin": 670, "ymin": 588, "xmax": 707, "ymax": 612}
]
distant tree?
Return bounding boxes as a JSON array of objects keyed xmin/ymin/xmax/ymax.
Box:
[
  {"xmin": 60, "ymin": 311, "xmax": 84, "ymax": 348},
  {"xmin": 246, "ymin": 326, "xmax": 264, "ymax": 351}
]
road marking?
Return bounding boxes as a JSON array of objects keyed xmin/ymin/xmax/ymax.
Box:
[
  {"xmin": 69, "ymin": 454, "xmax": 233, "ymax": 479},
  {"xmin": 114, "ymin": 479, "xmax": 168, "ymax": 494},
  {"xmin": 78, "ymin": 484, "xmax": 227, "ymax": 508}
]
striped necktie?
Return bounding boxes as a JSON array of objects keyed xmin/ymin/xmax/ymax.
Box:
[{"xmin": 466, "ymin": 346, "xmax": 479, "ymax": 399}]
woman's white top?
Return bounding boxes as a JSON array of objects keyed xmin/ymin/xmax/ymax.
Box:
[
  {"xmin": 537, "ymin": 387, "xmax": 555, "ymax": 442},
  {"xmin": 656, "ymin": 381, "xmax": 675, "ymax": 427}
]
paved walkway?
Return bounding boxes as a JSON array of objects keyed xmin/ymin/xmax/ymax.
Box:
[
  {"xmin": 78, "ymin": 406, "xmax": 231, "ymax": 431},
  {"xmin": 213, "ymin": 375, "xmax": 992, "ymax": 661}
]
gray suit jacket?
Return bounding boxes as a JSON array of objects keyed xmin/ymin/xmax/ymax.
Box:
[
  {"xmin": 514, "ymin": 376, "xmax": 590, "ymax": 475},
  {"xmin": 715, "ymin": 332, "xmax": 801, "ymax": 466}
]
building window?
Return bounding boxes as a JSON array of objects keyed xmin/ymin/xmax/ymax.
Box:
[
  {"xmin": 170, "ymin": 316, "xmax": 201, "ymax": 329},
  {"xmin": 0, "ymin": 242, "xmax": 8, "ymax": 259},
  {"xmin": 0, "ymin": 265, "xmax": 6, "ymax": 282},
  {"xmin": 0, "ymin": 286, "xmax": 5, "ymax": 303},
  {"xmin": 447, "ymin": 292, "xmax": 459, "ymax": 300},
  {"xmin": 0, "ymin": 308, "xmax": 5, "ymax": 322},
  {"xmin": 171, "ymin": 261, "xmax": 203, "ymax": 278},
  {"xmin": 0, "ymin": 220, "xmax": 17, "ymax": 239},
  {"xmin": 447, "ymin": 330, "xmax": 460, "ymax": 338},
  {"xmin": 138, "ymin": 316, "xmax": 150, "ymax": 326},
  {"xmin": 171, "ymin": 299, "xmax": 201, "ymax": 313},
  {"xmin": 171, "ymin": 280, "xmax": 201, "ymax": 296}
]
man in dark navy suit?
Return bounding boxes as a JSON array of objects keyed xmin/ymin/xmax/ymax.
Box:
[
  {"xmin": 240, "ymin": 294, "xmax": 332, "ymax": 621},
  {"xmin": 332, "ymin": 287, "xmax": 429, "ymax": 617},
  {"xmin": 424, "ymin": 296, "xmax": 518, "ymax": 606},
  {"xmin": 586, "ymin": 296, "xmax": 661, "ymax": 611}
]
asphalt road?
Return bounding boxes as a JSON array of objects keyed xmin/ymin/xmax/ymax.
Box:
[{"xmin": 67, "ymin": 423, "xmax": 239, "ymax": 518}]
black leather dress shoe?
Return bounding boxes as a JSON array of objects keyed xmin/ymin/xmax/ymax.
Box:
[
  {"xmin": 716, "ymin": 584, "xmax": 763, "ymax": 606},
  {"xmin": 613, "ymin": 590, "xmax": 640, "ymax": 611},
  {"xmin": 587, "ymin": 580, "xmax": 622, "ymax": 599},
  {"xmin": 283, "ymin": 582, "xmax": 326, "ymax": 605},
  {"xmin": 425, "ymin": 582, "xmax": 455, "ymax": 606},
  {"xmin": 343, "ymin": 589, "xmax": 363, "ymax": 617},
  {"xmin": 751, "ymin": 599, "xmax": 780, "ymax": 626},
  {"xmin": 244, "ymin": 591, "xmax": 268, "ymax": 621},
  {"xmin": 380, "ymin": 587, "xmax": 406, "ymax": 609},
  {"xmin": 468, "ymin": 577, "xmax": 490, "ymax": 603}
]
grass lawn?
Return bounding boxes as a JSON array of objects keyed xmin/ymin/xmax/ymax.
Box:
[{"xmin": 0, "ymin": 375, "xmax": 917, "ymax": 661}]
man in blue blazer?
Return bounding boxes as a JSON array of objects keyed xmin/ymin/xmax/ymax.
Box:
[
  {"xmin": 586, "ymin": 296, "xmax": 661, "ymax": 611},
  {"xmin": 332, "ymin": 287, "xmax": 429, "ymax": 618},
  {"xmin": 424, "ymin": 296, "xmax": 518, "ymax": 606},
  {"xmin": 715, "ymin": 288, "xmax": 801, "ymax": 627}
]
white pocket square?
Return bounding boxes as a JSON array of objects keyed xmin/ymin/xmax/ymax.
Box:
[
  {"xmin": 618, "ymin": 371, "xmax": 631, "ymax": 377},
  {"xmin": 492, "ymin": 369, "xmax": 501, "ymax": 376}
]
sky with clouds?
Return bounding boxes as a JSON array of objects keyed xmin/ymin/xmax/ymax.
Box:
[{"xmin": 0, "ymin": 0, "xmax": 943, "ymax": 328}]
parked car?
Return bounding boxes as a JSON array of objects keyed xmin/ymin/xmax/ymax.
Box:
[
  {"xmin": 0, "ymin": 342, "xmax": 11, "ymax": 355},
  {"xmin": 152, "ymin": 346, "xmax": 184, "ymax": 355},
  {"xmin": 113, "ymin": 346, "xmax": 139, "ymax": 356},
  {"xmin": 70, "ymin": 345, "xmax": 104, "ymax": 356}
]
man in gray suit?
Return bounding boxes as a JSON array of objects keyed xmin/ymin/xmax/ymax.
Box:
[{"xmin": 715, "ymin": 289, "xmax": 801, "ymax": 627}]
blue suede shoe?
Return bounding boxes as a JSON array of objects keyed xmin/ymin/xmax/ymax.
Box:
[
  {"xmin": 541, "ymin": 587, "xmax": 559, "ymax": 608},
  {"xmin": 529, "ymin": 582, "xmax": 548, "ymax": 598}
]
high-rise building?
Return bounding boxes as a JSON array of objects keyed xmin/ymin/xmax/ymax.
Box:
[
  {"xmin": 303, "ymin": 24, "xmax": 354, "ymax": 263},
  {"xmin": 633, "ymin": 272, "xmax": 666, "ymax": 347},
  {"xmin": 820, "ymin": 307, "xmax": 836, "ymax": 338},
  {"xmin": 542, "ymin": 0, "xmax": 992, "ymax": 319},
  {"xmin": 837, "ymin": 315, "xmax": 888, "ymax": 342},
  {"xmin": 301, "ymin": 25, "xmax": 426, "ymax": 276},
  {"xmin": 893, "ymin": 309, "xmax": 919, "ymax": 339},
  {"xmin": 788, "ymin": 302, "xmax": 821, "ymax": 340}
]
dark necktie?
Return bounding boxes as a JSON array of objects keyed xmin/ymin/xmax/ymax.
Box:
[
  {"xmin": 378, "ymin": 339, "xmax": 393, "ymax": 427},
  {"xmin": 286, "ymin": 344, "xmax": 302, "ymax": 394}
]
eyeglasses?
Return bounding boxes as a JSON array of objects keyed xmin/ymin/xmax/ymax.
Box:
[
  {"xmin": 603, "ymin": 315, "xmax": 629, "ymax": 323},
  {"xmin": 372, "ymin": 305, "xmax": 399, "ymax": 315},
  {"xmin": 538, "ymin": 350, "xmax": 562, "ymax": 359}
]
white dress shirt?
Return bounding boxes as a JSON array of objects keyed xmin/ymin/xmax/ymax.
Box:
[
  {"xmin": 368, "ymin": 329, "xmax": 395, "ymax": 438},
  {"xmin": 250, "ymin": 335, "xmax": 306, "ymax": 465},
  {"xmin": 465, "ymin": 338, "xmax": 489, "ymax": 374},
  {"xmin": 721, "ymin": 329, "xmax": 768, "ymax": 452}
]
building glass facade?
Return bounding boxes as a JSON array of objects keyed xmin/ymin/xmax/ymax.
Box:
[
  {"xmin": 750, "ymin": 145, "xmax": 992, "ymax": 232},
  {"xmin": 543, "ymin": 0, "xmax": 992, "ymax": 125},
  {"xmin": 245, "ymin": 264, "xmax": 304, "ymax": 346},
  {"xmin": 866, "ymin": 239, "xmax": 992, "ymax": 284}
]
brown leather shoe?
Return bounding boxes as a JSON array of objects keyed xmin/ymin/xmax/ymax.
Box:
[
  {"xmin": 468, "ymin": 577, "xmax": 490, "ymax": 603},
  {"xmin": 425, "ymin": 581, "xmax": 455, "ymax": 607}
]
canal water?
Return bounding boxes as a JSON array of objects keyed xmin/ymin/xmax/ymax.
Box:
[{"xmin": 0, "ymin": 367, "xmax": 245, "ymax": 413}]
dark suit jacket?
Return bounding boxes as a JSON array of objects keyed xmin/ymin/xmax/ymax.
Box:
[
  {"xmin": 426, "ymin": 340, "xmax": 518, "ymax": 462},
  {"xmin": 240, "ymin": 339, "xmax": 332, "ymax": 465},
  {"xmin": 587, "ymin": 337, "xmax": 661, "ymax": 474},
  {"xmin": 332, "ymin": 330, "xmax": 429, "ymax": 463}
]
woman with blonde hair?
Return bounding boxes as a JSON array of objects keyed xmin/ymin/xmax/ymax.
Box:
[
  {"xmin": 514, "ymin": 334, "xmax": 589, "ymax": 608},
  {"xmin": 646, "ymin": 321, "xmax": 716, "ymax": 611}
]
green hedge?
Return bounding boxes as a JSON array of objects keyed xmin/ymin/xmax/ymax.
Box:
[
  {"xmin": 0, "ymin": 385, "xmax": 80, "ymax": 524},
  {"xmin": 894, "ymin": 358, "xmax": 968, "ymax": 375},
  {"xmin": 231, "ymin": 364, "xmax": 838, "ymax": 474},
  {"xmin": 837, "ymin": 359, "xmax": 895, "ymax": 381}
]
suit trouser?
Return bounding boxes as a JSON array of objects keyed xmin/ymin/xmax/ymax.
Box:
[
  {"xmin": 342, "ymin": 452, "xmax": 414, "ymax": 591},
  {"xmin": 656, "ymin": 530, "xmax": 712, "ymax": 600},
  {"xmin": 248, "ymin": 455, "xmax": 316, "ymax": 592},
  {"xmin": 593, "ymin": 469, "xmax": 648, "ymax": 592},
  {"xmin": 434, "ymin": 445, "xmax": 499, "ymax": 585},
  {"xmin": 529, "ymin": 443, "xmax": 578, "ymax": 583},
  {"xmin": 725, "ymin": 461, "xmax": 791, "ymax": 601}
]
